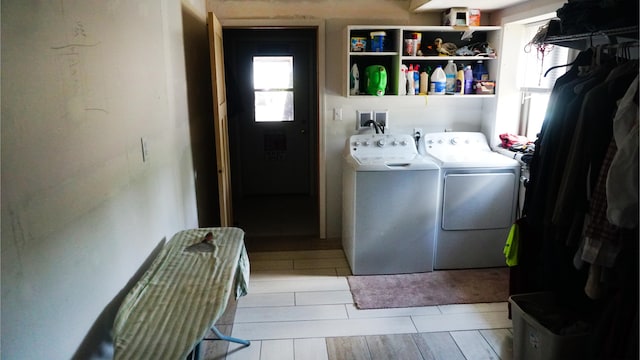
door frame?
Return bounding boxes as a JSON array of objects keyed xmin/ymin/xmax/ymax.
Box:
[{"xmin": 220, "ymin": 19, "xmax": 326, "ymax": 239}]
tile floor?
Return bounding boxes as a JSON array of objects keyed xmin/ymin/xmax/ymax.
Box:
[{"xmin": 204, "ymin": 249, "xmax": 514, "ymax": 360}]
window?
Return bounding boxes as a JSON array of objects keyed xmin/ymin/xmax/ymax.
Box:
[
  {"xmin": 518, "ymin": 20, "xmax": 572, "ymax": 139},
  {"xmin": 253, "ymin": 56, "xmax": 294, "ymax": 122}
]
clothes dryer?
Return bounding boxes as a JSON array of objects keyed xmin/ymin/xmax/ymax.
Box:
[
  {"xmin": 342, "ymin": 133, "xmax": 440, "ymax": 275},
  {"xmin": 420, "ymin": 132, "xmax": 521, "ymax": 269}
]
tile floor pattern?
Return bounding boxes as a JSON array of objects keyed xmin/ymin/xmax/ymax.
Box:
[{"xmin": 201, "ymin": 249, "xmax": 514, "ymax": 360}]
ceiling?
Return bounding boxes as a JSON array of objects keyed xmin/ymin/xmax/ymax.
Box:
[{"xmin": 410, "ymin": 0, "xmax": 530, "ymax": 12}]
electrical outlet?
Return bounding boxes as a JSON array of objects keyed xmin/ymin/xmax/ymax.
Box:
[
  {"xmin": 413, "ymin": 128, "xmax": 423, "ymax": 137},
  {"xmin": 356, "ymin": 110, "xmax": 373, "ymax": 130},
  {"xmin": 374, "ymin": 110, "xmax": 389, "ymax": 128}
]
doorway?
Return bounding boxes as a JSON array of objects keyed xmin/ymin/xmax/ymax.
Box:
[{"xmin": 223, "ymin": 28, "xmax": 319, "ymax": 240}]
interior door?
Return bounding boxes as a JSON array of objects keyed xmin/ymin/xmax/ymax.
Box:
[
  {"xmin": 224, "ymin": 29, "xmax": 317, "ymax": 196},
  {"xmin": 207, "ymin": 11, "xmax": 233, "ymax": 226}
]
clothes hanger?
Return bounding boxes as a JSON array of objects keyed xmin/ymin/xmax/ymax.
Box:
[{"xmin": 543, "ymin": 47, "xmax": 594, "ymax": 77}]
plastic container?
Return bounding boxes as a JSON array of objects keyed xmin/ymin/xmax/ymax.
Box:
[
  {"xmin": 413, "ymin": 65, "xmax": 420, "ymax": 95},
  {"xmin": 399, "ymin": 64, "xmax": 408, "ymax": 96},
  {"xmin": 365, "ymin": 65, "xmax": 387, "ymax": 96},
  {"xmin": 455, "ymin": 69, "xmax": 464, "ymax": 94},
  {"xmin": 431, "ymin": 66, "xmax": 446, "ymax": 95},
  {"xmin": 350, "ymin": 63, "xmax": 360, "ymax": 95},
  {"xmin": 370, "ymin": 31, "xmax": 386, "ymax": 52},
  {"xmin": 473, "ymin": 60, "xmax": 489, "ymax": 81},
  {"xmin": 419, "ymin": 71, "xmax": 428, "ymax": 94},
  {"xmin": 444, "ymin": 60, "xmax": 457, "ymax": 94},
  {"xmin": 351, "ymin": 37, "xmax": 366, "ymax": 52},
  {"xmin": 406, "ymin": 64, "xmax": 415, "ymax": 96},
  {"xmin": 509, "ymin": 292, "xmax": 591, "ymax": 360},
  {"xmin": 464, "ymin": 65, "xmax": 474, "ymax": 95}
]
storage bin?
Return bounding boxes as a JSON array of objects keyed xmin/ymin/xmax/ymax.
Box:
[{"xmin": 509, "ymin": 292, "xmax": 591, "ymax": 360}]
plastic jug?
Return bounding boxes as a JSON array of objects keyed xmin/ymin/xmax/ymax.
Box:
[
  {"xmin": 431, "ymin": 66, "xmax": 446, "ymax": 95},
  {"xmin": 365, "ymin": 65, "xmax": 387, "ymax": 96},
  {"xmin": 473, "ymin": 60, "xmax": 488, "ymax": 81},
  {"xmin": 464, "ymin": 65, "xmax": 474, "ymax": 95},
  {"xmin": 444, "ymin": 60, "xmax": 457, "ymax": 94}
]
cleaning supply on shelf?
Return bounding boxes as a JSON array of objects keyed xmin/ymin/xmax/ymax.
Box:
[
  {"xmin": 419, "ymin": 70, "xmax": 428, "ymax": 95},
  {"xmin": 350, "ymin": 63, "xmax": 360, "ymax": 95},
  {"xmin": 455, "ymin": 68, "xmax": 464, "ymax": 94},
  {"xmin": 431, "ymin": 65, "xmax": 446, "ymax": 95},
  {"xmin": 365, "ymin": 65, "xmax": 387, "ymax": 96},
  {"xmin": 406, "ymin": 64, "xmax": 415, "ymax": 96},
  {"xmin": 473, "ymin": 60, "xmax": 489, "ymax": 81},
  {"xmin": 370, "ymin": 31, "xmax": 386, "ymax": 52},
  {"xmin": 399, "ymin": 64, "xmax": 408, "ymax": 96},
  {"xmin": 444, "ymin": 60, "xmax": 457, "ymax": 94},
  {"xmin": 464, "ymin": 65, "xmax": 474, "ymax": 95},
  {"xmin": 413, "ymin": 64, "xmax": 420, "ymax": 95}
]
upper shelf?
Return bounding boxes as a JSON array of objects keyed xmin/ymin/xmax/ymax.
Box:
[{"xmin": 409, "ymin": 0, "xmax": 528, "ymax": 12}]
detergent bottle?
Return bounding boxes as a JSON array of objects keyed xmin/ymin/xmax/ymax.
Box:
[
  {"xmin": 444, "ymin": 60, "xmax": 457, "ymax": 94},
  {"xmin": 365, "ymin": 65, "xmax": 387, "ymax": 96},
  {"xmin": 431, "ymin": 65, "xmax": 446, "ymax": 95},
  {"xmin": 455, "ymin": 68, "xmax": 464, "ymax": 94},
  {"xmin": 413, "ymin": 64, "xmax": 420, "ymax": 95},
  {"xmin": 406, "ymin": 64, "xmax": 415, "ymax": 96},
  {"xmin": 419, "ymin": 70, "xmax": 428, "ymax": 95},
  {"xmin": 464, "ymin": 65, "xmax": 474, "ymax": 95}
]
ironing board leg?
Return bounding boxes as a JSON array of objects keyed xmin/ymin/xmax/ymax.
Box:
[{"xmin": 204, "ymin": 325, "xmax": 251, "ymax": 346}]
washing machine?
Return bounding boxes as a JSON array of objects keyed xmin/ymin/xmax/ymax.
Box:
[
  {"xmin": 419, "ymin": 132, "xmax": 520, "ymax": 270},
  {"xmin": 342, "ymin": 133, "xmax": 440, "ymax": 275}
]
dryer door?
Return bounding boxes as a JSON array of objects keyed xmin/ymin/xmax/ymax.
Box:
[{"xmin": 442, "ymin": 172, "xmax": 516, "ymax": 230}]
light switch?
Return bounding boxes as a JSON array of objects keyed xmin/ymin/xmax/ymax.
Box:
[{"xmin": 333, "ymin": 108, "xmax": 342, "ymax": 121}]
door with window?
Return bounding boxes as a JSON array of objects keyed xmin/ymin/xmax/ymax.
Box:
[
  {"xmin": 223, "ymin": 28, "xmax": 318, "ymax": 236},
  {"xmin": 224, "ymin": 29, "xmax": 317, "ymax": 196}
]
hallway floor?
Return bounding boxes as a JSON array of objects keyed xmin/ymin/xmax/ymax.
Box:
[{"xmin": 203, "ymin": 248, "xmax": 514, "ymax": 360}]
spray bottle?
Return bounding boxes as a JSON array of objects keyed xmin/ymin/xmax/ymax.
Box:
[{"xmin": 350, "ymin": 63, "xmax": 359, "ymax": 95}]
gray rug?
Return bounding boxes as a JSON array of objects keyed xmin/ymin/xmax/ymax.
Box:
[{"xmin": 347, "ymin": 268, "xmax": 509, "ymax": 309}]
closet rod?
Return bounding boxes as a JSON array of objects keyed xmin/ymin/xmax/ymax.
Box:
[{"xmin": 544, "ymin": 25, "xmax": 638, "ymax": 45}]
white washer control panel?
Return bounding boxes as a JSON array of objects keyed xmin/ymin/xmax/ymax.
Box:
[
  {"xmin": 422, "ymin": 132, "xmax": 491, "ymax": 153},
  {"xmin": 348, "ymin": 134, "xmax": 416, "ymax": 157}
]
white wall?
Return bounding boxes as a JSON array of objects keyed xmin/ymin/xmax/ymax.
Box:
[
  {"xmin": 209, "ymin": 0, "xmax": 498, "ymax": 238},
  {"xmin": 1, "ymin": 0, "xmax": 205, "ymax": 358}
]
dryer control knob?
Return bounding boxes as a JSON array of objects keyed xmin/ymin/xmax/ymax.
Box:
[
  {"xmin": 354, "ymin": 141, "xmax": 361, "ymax": 147},
  {"xmin": 363, "ymin": 140, "xmax": 371, "ymax": 146},
  {"xmin": 437, "ymin": 139, "xmax": 444, "ymax": 144},
  {"xmin": 392, "ymin": 140, "xmax": 399, "ymax": 146},
  {"xmin": 450, "ymin": 137, "xmax": 460, "ymax": 145},
  {"xmin": 376, "ymin": 139, "xmax": 386, "ymax": 147}
]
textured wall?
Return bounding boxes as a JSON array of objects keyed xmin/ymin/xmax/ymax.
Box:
[{"xmin": 1, "ymin": 0, "xmax": 203, "ymax": 358}]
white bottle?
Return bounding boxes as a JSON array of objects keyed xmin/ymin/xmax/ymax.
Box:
[
  {"xmin": 350, "ymin": 63, "xmax": 359, "ymax": 95},
  {"xmin": 444, "ymin": 60, "xmax": 457, "ymax": 94},
  {"xmin": 399, "ymin": 64, "xmax": 408, "ymax": 96},
  {"xmin": 431, "ymin": 66, "xmax": 446, "ymax": 95}
]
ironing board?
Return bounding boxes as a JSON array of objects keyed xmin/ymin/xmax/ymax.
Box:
[{"xmin": 112, "ymin": 227, "xmax": 250, "ymax": 360}]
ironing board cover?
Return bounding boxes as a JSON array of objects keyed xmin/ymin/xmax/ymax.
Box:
[{"xmin": 112, "ymin": 227, "xmax": 250, "ymax": 360}]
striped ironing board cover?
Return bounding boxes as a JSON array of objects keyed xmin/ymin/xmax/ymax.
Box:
[{"xmin": 113, "ymin": 227, "xmax": 250, "ymax": 360}]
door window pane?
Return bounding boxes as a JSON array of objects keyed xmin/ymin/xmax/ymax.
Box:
[{"xmin": 253, "ymin": 56, "xmax": 294, "ymax": 122}]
